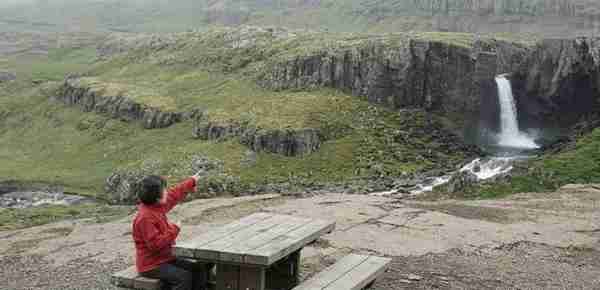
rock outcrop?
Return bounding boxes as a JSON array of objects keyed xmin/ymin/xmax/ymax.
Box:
[
  {"xmin": 242, "ymin": 128, "xmax": 322, "ymax": 156},
  {"xmin": 511, "ymin": 37, "xmax": 600, "ymax": 129},
  {"xmin": 55, "ymin": 78, "xmax": 188, "ymax": 129},
  {"xmin": 192, "ymin": 120, "xmax": 322, "ymax": 157},
  {"xmin": 0, "ymin": 71, "xmax": 16, "ymax": 82},
  {"xmin": 259, "ymin": 38, "xmax": 528, "ymax": 130}
]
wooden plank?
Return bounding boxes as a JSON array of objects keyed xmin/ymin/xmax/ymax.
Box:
[
  {"xmin": 110, "ymin": 266, "xmax": 162, "ymax": 290},
  {"xmin": 245, "ymin": 219, "xmax": 336, "ymax": 265},
  {"xmin": 323, "ymin": 256, "xmax": 391, "ymax": 290},
  {"xmin": 217, "ymin": 263, "xmax": 240, "ymax": 290},
  {"xmin": 133, "ymin": 276, "xmax": 162, "ymax": 290},
  {"xmin": 111, "ymin": 266, "xmax": 139, "ymax": 288},
  {"xmin": 266, "ymin": 250, "xmax": 301, "ymax": 290},
  {"xmin": 219, "ymin": 216, "xmax": 312, "ymax": 263},
  {"xmin": 194, "ymin": 214, "xmax": 294, "ymax": 260},
  {"xmin": 174, "ymin": 212, "xmax": 273, "ymax": 258},
  {"xmin": 239, "ymin": 266, "xmax": 266, "ymax": 290},
  {"xmin": 292, "ymin": 254, "xmax": 369, "ymax": 290}
]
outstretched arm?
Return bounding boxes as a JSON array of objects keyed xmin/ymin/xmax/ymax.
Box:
[{"xmin": 161, "ymin": 177, "xmax": 197, "ymax": 213}]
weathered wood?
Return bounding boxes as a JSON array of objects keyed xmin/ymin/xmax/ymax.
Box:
[
  {"xmin": 324, "ymin": 256, "xmax": 391, "ymax": 290},
  {"xmin": 111, "ymin": 266, "xmax": 161, "ymax": 290},
  {"xmin": 292, "ymin": 255, "xmax": 368, "ymax": 290},
  {"xmin": 244, "ymin": 219, "xmax": 336, "ymax": 265},
  {"xmin": 174, "ymin": 213, "xmax": 334, "ymax": 267},
  {"xmin": 218, "ymin": 215, "xmax": 312, "ymax": 263},
  {"xmin": 174, "ymin": 212, "xmax": 273, "ymax": 258},
  {"xmin": 292, "ymin": 254, "xmax": 391, "ymax": 290},
  {"xmin": 266, "ymin": 249, "xmax": 301, "ymax": 290},
  {"xmin": 217, "ymin": 263, "xmax": 240, "ymax": 290},
  {"xmin": 239, "ymin": 266, "xmax": 266, "ymax": 290},
  {"xmin": 133, "ymin": 277, "xmax": 161, "ymax": 290},
  {"xmin": 195, "ymin": 214, "xmax": 291, "ymax": 260},
  {"xmin": 112, "ymin": 266, "xmax": 138, "ymax": 288}
]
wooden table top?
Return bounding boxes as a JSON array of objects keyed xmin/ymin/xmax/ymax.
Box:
[{"xmin": 173, "ymin": 212, "xmax": 336, "ymax": 266}]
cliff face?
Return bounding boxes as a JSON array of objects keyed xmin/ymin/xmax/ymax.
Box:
[
  {"xmin": 55, "ymin": 78, "xmax": 322, "ymax": 157},
  {"xmin": 259, "ymin": 38, "xmax": 529, "ymax": 132},
  {"xmin": 192, "ymin": 120, "xmax": 322, "ymax": 156},
  {"xmin": 511, "ymin": 37, "xmax": 600, "ymax": 128},
  {"xmin": 369, "ymin": 0, "xmax": 579, "ymax": 17},
  {"xmin": 55, "ymin": 78, "xmax": 190, "ymax": 129}
]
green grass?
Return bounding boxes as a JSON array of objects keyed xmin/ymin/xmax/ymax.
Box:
[
  {"xmin": 0, "ymin": 79, "xmax": 454, "ymax": 193},
  {"xmin": 0, "ymin": 29, "xmax": 487, "ymax": 203},
  {"xmin": 76, "ymin": 63, "xmax": 361, "ymax": 129},
  {"xmin": 0, "ymin": 204, "xmax": 132, "ymax": 231},
  {"xmin": 0, "ymin": 46, "xmax": 97, "ymax": 82},
  {"xmin": 473, "ymin": 128, "xmax": 600, "ymax": 198}
]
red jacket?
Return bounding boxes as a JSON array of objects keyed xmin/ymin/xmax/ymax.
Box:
[{"xmin": 132, "ymin": 178, "xmax": 196, "ymax": 273}]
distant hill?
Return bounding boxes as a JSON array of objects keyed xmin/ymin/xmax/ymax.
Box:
[{"xmin": 1, "ymin": 0, "xmax": 599, "ymax": 36}]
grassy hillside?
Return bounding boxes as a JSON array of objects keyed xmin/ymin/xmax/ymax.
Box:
[{"xmin": 1, "ymin": 29, "xmax": 480, "ymax": 200}]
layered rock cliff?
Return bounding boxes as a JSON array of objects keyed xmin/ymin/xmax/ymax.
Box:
[
  {"xmin": 192, "ymin": 120, "xmax": 322, "ymax": 156},
  {"xmin": 511, "ymin": 37, "xmax": 600, "ymax": 129},
  {"xmin": 55, "ymin": 78, "xmax": 189, "ymax": 129},
  {"xmin": 258, "ymin": 37, "xmax": 529, "ymax": 132}
]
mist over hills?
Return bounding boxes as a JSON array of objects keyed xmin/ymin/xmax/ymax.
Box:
[{"xmin": 1, "ymin": 0, "xmax": 599, "ymax": 36}]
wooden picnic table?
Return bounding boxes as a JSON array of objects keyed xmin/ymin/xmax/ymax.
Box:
[{"xmin": 173, "ymin": 212, "xmax": 336, "ymax": 290}]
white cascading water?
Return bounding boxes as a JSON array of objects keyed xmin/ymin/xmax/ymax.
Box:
[
  {"xmin": 495, "ymin": 75, "xmax": 539, "ymax": 149},
  {"xmin": 373, "ymin": 75, "xmax": 540, "ymax": 196}
]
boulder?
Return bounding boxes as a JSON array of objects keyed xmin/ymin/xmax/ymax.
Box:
[
  {"xmin": 0, "ymin": 71, "xmax": 16, "ymax": 82},
  {"xmin": 445, "ymin": 171, "xmax": 479, "ymax": 194}
]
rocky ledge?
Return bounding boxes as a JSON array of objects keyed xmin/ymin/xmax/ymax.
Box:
[
  {"xmin": 192, "ymin": 120, "xmax": 322, "ymax": 156},
  {"xmin": 54, "ymin": 78, "xmax": 203, "ymax": 129}
]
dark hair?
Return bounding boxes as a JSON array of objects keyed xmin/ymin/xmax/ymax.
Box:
[{"xmin": 138, "ymin": 175, "xmax": 166, "ymax": 205}]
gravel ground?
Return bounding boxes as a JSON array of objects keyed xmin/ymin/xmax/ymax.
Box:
[
  {"xmin": 2, "ymin": 185, "xmax": 600, "ymax": 289},
  {"xmin": 3, "ymin": 241, "xmax": 599, "ymax": 290}
]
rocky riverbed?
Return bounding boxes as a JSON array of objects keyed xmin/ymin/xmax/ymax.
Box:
[{"xmin": 0, "ymin": 191, "xmax": 96, "ymax": 209}]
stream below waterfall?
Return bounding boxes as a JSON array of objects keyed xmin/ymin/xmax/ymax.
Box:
[{"xmin": 375, "ymin": 75, "xmax": 541, "ymax": 196}]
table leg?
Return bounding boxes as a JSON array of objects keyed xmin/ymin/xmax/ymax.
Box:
[
  {"xmin": 216, "ymin": 263, "xmax": 266, "ymax": 290},
  {"xmin": 266, "ymin": 249, "xmax": 301, "ymax": 290}
]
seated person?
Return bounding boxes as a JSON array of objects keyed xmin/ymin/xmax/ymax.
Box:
[{"xmin": 132, "ymin": 174, "xmax": 205, "ymax": 290}]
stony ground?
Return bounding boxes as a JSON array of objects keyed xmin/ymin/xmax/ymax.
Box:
[{"xmin": 1, "ymin": 185, "xmax": 600, "ymax": 290}]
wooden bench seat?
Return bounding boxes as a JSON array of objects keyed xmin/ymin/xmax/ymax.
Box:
[
  {"xmin": 292, "ymin": 254, "xmax": 391, "ymax": 290},
  {"xmin": 111, "ymin": 266, "xmax": 161, "ymax": 290}
]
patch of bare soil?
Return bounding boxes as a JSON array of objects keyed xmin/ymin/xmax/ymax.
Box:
[
  {"xmin": 374, "ymin": 242, "xmax": 600, "ymax": 289},
  {"xmin": 408, "ymin": 202, "xmax": 534, "ymax": 224}
]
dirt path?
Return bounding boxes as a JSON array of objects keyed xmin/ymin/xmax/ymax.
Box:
[{"xmin": 1, "ymin": 185, "xmax": 599, "ymax": 289}]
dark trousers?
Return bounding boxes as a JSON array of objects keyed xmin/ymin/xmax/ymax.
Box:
[{"xmin": 141, "ymin": 259, "xmax": 208, "ymax": 290}]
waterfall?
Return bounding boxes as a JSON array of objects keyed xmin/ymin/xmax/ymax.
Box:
[
  {"xmin": 495, "ymin": 75, "xmax": 539, "ymax": 149},
  {"xmin": 371, "ymin": 75, "xmax": 540, "ymax": 196}
]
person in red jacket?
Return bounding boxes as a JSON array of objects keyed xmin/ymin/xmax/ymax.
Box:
[{"xmin": 132, "ymin": 174, "xmax": 203, "ymax": 290}]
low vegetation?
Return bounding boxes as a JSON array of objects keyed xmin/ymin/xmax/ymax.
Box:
[
  {"xmin": 1, "ymin": 30, "xmax": 479, "ymax": 204},
  {"xmin": 0, "ymin": 204, "xmax": 132, "ymax": 231}
]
